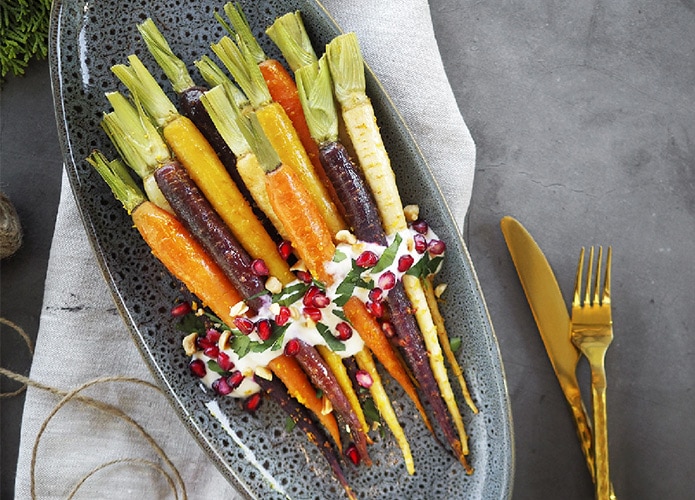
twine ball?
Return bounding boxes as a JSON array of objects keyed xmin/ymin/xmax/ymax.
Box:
[{"xmin": 0, "ymin": 191, "xmax": 23, "ymax": 259}]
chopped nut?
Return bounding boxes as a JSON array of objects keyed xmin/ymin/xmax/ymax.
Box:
[
  {"xmin": 403, "ymin": 204, "xmax": 420, "ymax": 222},
  {"xmin": 182, "ymin": 332, "xmax": 198, "ymax": 356},
  {"xmin": 218, "ymin": 329, "xmax": 232, "ymax": 351},
  {"xmin": 434, "ymin": 283, "xmax": 448, "ymax": 298},
  {"xmin": 290, "ymin": 260, "xmax": 307, "ymax": 272},
  {"xmin": 321, "ymin": 396, "xmax": 334, "ymax": 415},
  {"xmin": 406, "ymin": 237, "xmax": 414, "ymax": 252},
  {"xmin": 229, "ymin": 300, "xmax": 249, "ymax": 318},
  {"xmin": 265, "ymin": 276, "xmax": 282, "ymax": 295},
  {"xmin": 269, "ymin": 302, "xmax": 282, "ymax": 316},
  {"xmin": 254, "ymin": 366, "xmax": 273, "ymax": 381},
  {"xmin": 289, "ymin": 306, "xmax": 301, "ymax": 320},
  {"xmin": 335, "ymin": 229, "xmax": 357, "ymax": 245}
]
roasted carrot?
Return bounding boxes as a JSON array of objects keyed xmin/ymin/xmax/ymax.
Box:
[
  {"xmin": 235, "ymin": 109, "xmax": 336, "ymax": 285},
  {"xmin": 267, "ymin": 354, "xmax": 342, "ymax": 451},
  {"xmin": 220, "ymin": 3, "xmax": 328, "ymax": 189},
  {"xmin": 354, "ymin": 347, "xmax": 414, "ymax": 475},
  {"xmin": 110, "ymin": 54, "xmax": 294, "ymax": 285},
  {"xmin": 86, "ymin": 151, "xmax": 243, "ymax": 328},
  {"xmin": 290, "ymin": 338, "xmax": 372, "ymax": 466},
  {"xmin": 210, "ymin": 35, "xmax": 346, "ymax": 237},
  {"xmin": 424, "ymin": 275, "xmax": 479, "ymax": 415},
  {"xmin": 253, "ymin": 373, "xmax": 356, "ymax": 500},
  {"xmin": 327, "ymin": 33, "xmax": 471, "ymax": 467},
  {"xmin": 343, "ymin": 296, "xmax": 433, "ymax": 434}
]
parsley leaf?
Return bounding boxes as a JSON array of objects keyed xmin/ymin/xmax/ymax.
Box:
[
  {"xmin": 372, "ymin": 233, "xmax": 402, "ymax": 273},
  {"xmin": 316, "ymin": 322, "xmax": 346, "ymax": 352}
]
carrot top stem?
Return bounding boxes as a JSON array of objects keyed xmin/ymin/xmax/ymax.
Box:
[
  {"xmin": 265, "ymin": 11, "xmax": 317, "ymax": 73},
  {"xmin": 111, "ymin": 54, "xmax": 179, "ymax": 128},
  {"xmin": 235, "ymin": 110, "xmax": 282, "ymax": 175},
  {"xmin": 325, "ymin": 32, "xmax": 368, "ymax": 111},
  {"xmin": 137, "ymin": 18, "xmax": 195, "ymax": 94},
  {"xmin": 101, "ymin": 91, "xmax": 170, "ymax": 178},
  {"xmin": 194, "ymin": 55, "xmax": 249, "ymax": 109},
  {"xmin": 211, "ymin": 36, "xmax": 271, "ymax": 110},
  {"xmin": 295, "ymin": 56, "xmax": 338, "ymax": 145},
  {"xmin": 221, "ymin": 2, "xmax": 267, "ymax": 64},
  {"xmin": 86, "ymin": 151, "xmax": 145, "ymax": 214},
  {"xmin": 199, "ymin": 85, "xmax": 252, "ymax": 158}
]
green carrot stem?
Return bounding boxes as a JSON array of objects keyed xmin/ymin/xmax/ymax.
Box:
[
  {"xmin": 221, "ymin": 2, "xmax": 267, "ymax": 64},
  {"xmin": 199, "ymin": 85, "xmax": 252, "ymax": 157},
  {"xmin": 236, "ymin": 111, "xmax": 281, "ymax": 174},
  {"xmin": 86, "ymin": 150, "xmax": 145, "ymax": 214},
  {"xmin": 325, "ymin": 33, "xmax": 369, "ymax": 110},
  {"xmin": 295, "ymin": 56, "xmax": 339, "ymax": 144},
  {"xmin": 194, "ymin": 55, "xmax": 249, "ymax": 108},
  {"xmin": 211, "ymin": 36, "xmax": 271, "ymax": 110},
  {"xmin": 111, "ymin": 54, "xmax": 179, "ymax": 128},
  {"xmin": 137, "ymin": 18, "xmax": 195, "ymax": 94},
  {"xmin": 101, "ymin": 91, "xmax": 171, "ymax": 178},
  {"xmin": 265, "ymin": 11, "xmax": 317, "ymax": 73}
]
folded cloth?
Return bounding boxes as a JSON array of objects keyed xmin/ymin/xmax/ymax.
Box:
[{"xmin": 15, "ymin": 1, "xmax": 475, "ymax": 498}]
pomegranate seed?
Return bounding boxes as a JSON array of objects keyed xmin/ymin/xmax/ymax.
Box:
[
  {"xmin": 278, "ymin": 240, "xmax": 293, "ymax": 260},
  {"xmin": 378, "ymin": 271, "xmax": 396, "ymax": 290},
  {"xmin": 311, "ymin": 292, "xmax": 330, "ymax": 308},
  {"xmin": 203, "ymin": 345, "xmax": 220, "ymax": 359},
  {"xmin": 243, "ymin": 392, "xmax": 263, "ymax": 412},
  {"xmin": 356, "ymin": 250, "xmax": 378, "ymax": 268},
  {"xmin": 335, "ymin": 322, "xmax": 353, "ymax": 341},
  {"xmin": 257, "ymin": 319, "xmax": 273, "ymax": 341},
  {"xmin": 212, "ymin": 377, "xmax": 232, "ymax": 396},
  {"xmin": 428, "ymin": 239, "xmax": 446, "ymax": 255},
  {"xmin": 227, "ymin": 370, "xmax": 244, "ymax": 389},
  {"xmin": 411, "ymin": 219, "xmax": 429, "ymax": 234},
  {"xmin": 345, "ymin": 443, "xmax": 361, "ymax": 466},
  {"xmin": 171, "ymin": 302, "xmax": 191, "ymax": 317},
  {"xmin": 368, "ymin": 287, "xmax": 383, "ymax": 303},
  {"xmin": 205, "ymin": 329, "xmax": 221, "ymax": 344},
  {"xmin": 366, "ymin": 300, "xmax": 384, "ymax": 318},
  {"xmin": 413, "ymin": 234, "xmax": 427, "ymax": 254},
  {"xmin": 303, "ymin": 307, "xmax": 322, "ymax": 322},
  {"xmin": 275, "ymin": 306, "xmax": 291, "ymax": 326},
  {"xmin": 303, "ymin": 286, "xmax": 320, "ymax": 306},
  {"xmin": 251, "ymin": 258, "xmax": 270, "ymax": 276},
  {"xmin": 217, "ymin": 351, "xmax": 235, "ymax": 372},
  {"xmin": 233, "ymin": 317, "xmax": 255, "ymax": 335},
  {"xmin": 381, "ymin": 321, "xmax": 396, "ymax": 338},
  {"xmin": 197, "ymin": 336, "xmax": 214, "ymax": 350},
  {"xmin": 284, "ymin": 338, "xmax": 301, "ymax": 356},
  {"xmin": 355, "ymin": 370, "xmax": 373, "ymax": 388},
  {"xmin": 296, "ymin": 270, "xmax": 313, "ymax": 283},
  {"xmin": 189, "ymin": 359, "xmax": 207, "ymax": 378},
  {"xmin": 397, "ymin": 254, "xmax": 415, "ymax": 272}
]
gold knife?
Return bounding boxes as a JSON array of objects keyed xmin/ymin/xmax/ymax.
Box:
[{"xmin": 500, "ymin": 216, "xmax": 598, "ymax": 484}]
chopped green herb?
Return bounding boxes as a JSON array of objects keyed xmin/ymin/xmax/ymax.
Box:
[
  {"xmin": 273, "ymin": 282, "xmax": 310, "ymax": 306},
  {"xmin": 334, "ymin": 261, "xmax": 374, "ymax": 306},
  {"xmin": 372, "ymin": 233, "xmax": 402, "ymax": 273},
  {"xmin": 361, "ymin": 397, "xmax": 381, "ymax": 425},
  {"xmin": 207, "ymin": 359, "xmax": 226, "ymax": 374},
  {"xmin": 333, "ymin": 248, "xmax": 348, "ymax": 262},
  {"xmin": 316, "ymin": 323, "xmax": 346, "ymax": 352},
  {"xmin": 449, "ymin": 336, "xmax": 462, "ymax": 353},
  {"xmin": 284, "ymin": 416, "xmax": 297, "ymax": 433}
]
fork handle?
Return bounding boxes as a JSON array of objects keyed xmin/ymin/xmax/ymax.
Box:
[
  {"xmin": 566, "ymin": 388, "xmax": 596, "ymax": 479},
  {"xmin": 591, "ymin": 373, "xmax": 611, "ymax": 500}
]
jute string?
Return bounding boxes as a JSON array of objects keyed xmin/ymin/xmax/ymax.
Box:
[{"xmin": 1, "ymin": 317, "xmax": 188, "ymax": 499}]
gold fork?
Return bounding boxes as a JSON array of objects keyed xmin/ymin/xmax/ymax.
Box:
[{"xmin": 570, "ymin": 246, "xmax": 614, "ymax": 500}]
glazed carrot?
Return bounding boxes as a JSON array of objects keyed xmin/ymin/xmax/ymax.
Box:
[
  {"xmin": 253, "ymin": 373, "xmax": 356, "ymax": 500},
  {"xmin": 423, "ymin": 275, "xmax": 479, "ymax": 415},
  {"xmin": 86, "ymin": 151, "xmax": 243, "ymax": 328},
  {"xmin": 235, "ymin": 108, "xmax": 336, "ymax": 284},
  {"xmin": 343, "ymin": 297, "xmax": 433, "ymax": 434},
  {"xmin": 110, "ymin": 54, "xmax": 294, "ymax": 285},
  {"xmin": 290, "ymin": 339, "xmax": 372, "ymax": 466},
  {"xmin": 327, "ymin": 33, "xmax": 471, "ymax": 467},
  {"xmin": 267, "ymin": 354, "xmax": 342, "ymax": 450},
  {"xmin": 210, "ymin": 35, "xmax": 346, "ymax": 237},
  {"xmin": 354, "ymin": 347, "xmax": 414, "ymax": 475}
]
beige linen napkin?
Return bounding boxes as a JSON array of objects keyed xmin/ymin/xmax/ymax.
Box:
[{"xmin": 15, "ymin": 1, "xmax": 475, "ymax": 498}]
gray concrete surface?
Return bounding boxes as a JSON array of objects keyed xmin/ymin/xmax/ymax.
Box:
[{"xmin": 1, "ymin": 1, "xmax": 694, "ymax": 498}]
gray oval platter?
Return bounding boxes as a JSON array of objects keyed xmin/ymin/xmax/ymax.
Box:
[{"xmin": 48, "ymin": 0, "xmax": 514, "ymax": 498}]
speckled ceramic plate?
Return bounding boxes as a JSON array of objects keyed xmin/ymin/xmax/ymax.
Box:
[{"xmin": 49, "ymin": 0, "xmax": 513, "ymax": 498}]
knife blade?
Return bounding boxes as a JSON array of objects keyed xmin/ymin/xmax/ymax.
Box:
[{"xmin": 500, "ymin": 216, "xmax": 597, "ymax": 482}]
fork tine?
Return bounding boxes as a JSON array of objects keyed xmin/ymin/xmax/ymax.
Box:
[
  {"xmin": 603, "ymin": 247, "xmax": 612, "ymax": 305},
  {"xmin": 584, "ymin": 246, "xmax": 594, "ymax": 306},
  {"xmin": 593, "ymin": 246, "xmax": 603, "ymax": 306},
  {"xmin": 573, "ymin": 247, "xmax": 586, "ymax": 307}
]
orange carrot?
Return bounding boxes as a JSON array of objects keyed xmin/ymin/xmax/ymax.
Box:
[
  {"xmin": 343, "ymin": 296, "xmax": 434, "ymax": 435},
  {"xmin": 86, "ymin": 151, "xmax": 243, "ymax": 328},
  {"xmin": 268, "ymin": 354, "xmax": 342, "ymax": 451}
]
